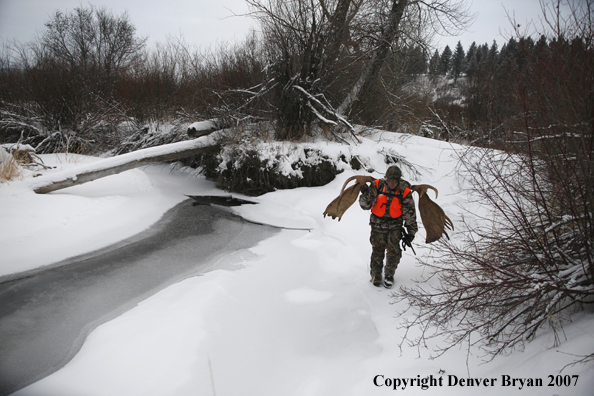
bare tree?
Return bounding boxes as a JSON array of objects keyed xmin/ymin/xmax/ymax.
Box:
[
  {"xmin": 339, "ymin": 0, "xmax": 472, "ymax": 115},
  {"xmin": 0, "ymin": 5, "xmax": 147, "ymax": 152},
  {"xmin": 242, "ymin": 0, "xmax": 364, "ymax": 140},
  {"xmin": 41, "ymin": 5, "xmax": 146, "ymax": 81},
  {"xmin": 337, "ymin": 0, "xmax": 409, "ymax": 114},
  {"xmin": 242, "ymin": 0, "xmax": 471, "ymax": 140}
]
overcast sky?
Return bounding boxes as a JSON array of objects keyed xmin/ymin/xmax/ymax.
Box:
[{"xmin": 0, "ymin": 0, "xmax": 549, "ymax": 51}]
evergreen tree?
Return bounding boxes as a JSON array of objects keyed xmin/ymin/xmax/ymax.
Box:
[
  {"xmin": 465, "ymin": 41, "xmax": 478, "ymax": 78},
  {"xmin": 486, "ymin": 40, "xmax": 499, "ymax": 67},
  {"xmin": 465, "ymin": 42, "xmax": 477, "ymax": 65},
  {"xmin": 466, "ymin": 51, "xmax": 478, "ymax": 79},
  {"xmin": 534, "ymin": 35, "xmax": 548, "ymax": 55},
  {"xmin": 477, "ymin": 43, "xmax": 489, "ymax": 65},
  {"xmin": 452, "ymin": 41, "xmax": 466, "ymax": 81},
  {"xmin": 428, "ymin": 49, "xmax": 441, "ymax": 78},
  {"xmin": 499, "ymin": 38, "xmax": 517, "ymax": 70},
  {"xmin": 440, "ymin": 45, "xmax": 452, "ymax": 76},
  {"xmin": 516, "ymin": 37, "xmax": 534, "ymax": 70}
]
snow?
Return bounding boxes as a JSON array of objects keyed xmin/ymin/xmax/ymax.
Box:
[
  {"xmin": 0, "ymin": 146, "xmax": 12, "ymax": 163},
  {"xmin": 187, "ymin": 120, "xmax": 218, "ymax": 132},
  {"xmin": 2, "ymin": 131, "xmax": 593, "ymax": 395},
  {"xmin": 0, "ymin": 154, "xmax": 220, "ymax": 279},
  {"xmin": 0, "ymin": 143, "xmax": 36, "ymax": 152}
]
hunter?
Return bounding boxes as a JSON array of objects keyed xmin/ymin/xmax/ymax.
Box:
[{"xmin": 359, "ymin": 165, "xmax": 418, "ymax": 288}]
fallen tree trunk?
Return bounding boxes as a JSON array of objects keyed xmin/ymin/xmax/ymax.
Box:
[{"xmin": 32, "ymin": 131, "xmax": 222, "ymax": 194}]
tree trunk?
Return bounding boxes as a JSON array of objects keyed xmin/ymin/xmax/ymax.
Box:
[
  {"xmin": 338, "ymin": 0, "xmax": 408, "ymax": 115},
  {"xmin": 32, "ymin": 131, "xmax": 222, "ymax": 194},
  {"xmin": 323, "ymin": 0, "xmax": 353, "ymax": 68}
]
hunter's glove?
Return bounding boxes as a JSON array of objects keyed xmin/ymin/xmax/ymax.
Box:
[
  {"xmin": 360, "ymin": 183, "xmax": 369, "ymax": 196},
  {"xmin": 403, "ymin": 233, "xmax": 415, "ymax": 245}
]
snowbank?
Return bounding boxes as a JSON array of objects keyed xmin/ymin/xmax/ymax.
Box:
[
  {"xmin": 2, "ymin": 131, "xmax": 593, "ymax": 395},
  {"xmin": 0, "ymin": 154, "xmax": 220, "ymax": 279}
]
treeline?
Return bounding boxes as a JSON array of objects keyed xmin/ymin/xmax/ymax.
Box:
[
  {"xmin": 338, "ymin": 33, "xmax": 593, "ymax": 146},
  {"xmin": 0, "ymin": 2, "xmax": 591, "ymax": 153},
  {"xmin": 423, "ymin": 35, "xmax": 594, "ymax": 145}
]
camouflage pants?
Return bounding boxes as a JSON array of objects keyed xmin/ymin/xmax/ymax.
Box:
[{"xmin": 370, "ymin": 228, "xmax": 402, "ymax": 278}]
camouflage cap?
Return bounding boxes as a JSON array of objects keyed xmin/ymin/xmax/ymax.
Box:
[{"xmin": 385, "ymin": 165, "xmax": 402, "ymax": 182}]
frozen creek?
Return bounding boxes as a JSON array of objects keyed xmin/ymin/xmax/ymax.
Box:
[{"xmin": 0, "ymin": 200, "xmax": 278, "ymax": 395}]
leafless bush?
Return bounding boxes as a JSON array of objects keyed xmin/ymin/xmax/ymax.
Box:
[
  {"xmin": 394, "ymin": 146, "xmax": 594, "ymax": 363},
  {"xmin": 116, "ymin": 33, "xmax": 265, "ymax": 128},
  {"xmin": 378, "ymin": 146, "xmax": 427, "ymax": 181},
  {"xmin": 0, "ymin": 102, "xmax": 46, "ymax": 138}
]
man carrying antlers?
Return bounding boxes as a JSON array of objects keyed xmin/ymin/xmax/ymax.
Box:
[{"xmin": 359, "ymin": 165, "xmax": 418, "ymax": 288}]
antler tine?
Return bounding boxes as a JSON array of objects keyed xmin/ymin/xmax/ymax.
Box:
[
  {"xmin": 413, "ymin": 184, "xmax": 439, "ymax": 199},
  {"xmin": 338, "ymin": 176, "xmax": 360, "ymax": 195},
  {"xmin": 445, "ymin": 215, "xmax": 454, "ymax": 231},
  {"xmin": 339, "ymin": 175, "xmax": 375, "ymax": 195}
]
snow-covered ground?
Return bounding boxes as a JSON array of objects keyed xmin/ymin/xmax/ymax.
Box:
[{"xmin": 2, "ymin": 131, "xmax": 593, "ymax": 395}]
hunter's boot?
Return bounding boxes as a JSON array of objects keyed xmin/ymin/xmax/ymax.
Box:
[{"xmin": 370, "ymin": 271, "xmax": 382, "ymax": 287}]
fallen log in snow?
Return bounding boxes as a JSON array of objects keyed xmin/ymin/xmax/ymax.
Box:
[{"xmin": 31, "ymin": 131, "xmax": 222, "ymax": 194}]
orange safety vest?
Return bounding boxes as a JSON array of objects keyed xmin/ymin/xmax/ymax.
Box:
[{"xmin": 371, "ymin": 179, "xmax": 411, "ymax": 218}]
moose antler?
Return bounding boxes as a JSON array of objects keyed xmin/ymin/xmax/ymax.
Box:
[
  {"xmin": 323, "ymin": 175, "xmax": 375, "ymax": 221},
  {"xmin": 323, "ymin": 177, "xmax": 454, "ymax": 243},
  {"xmin": 411, "ymin": 184, "xmax": 454, "ymax": 243}
]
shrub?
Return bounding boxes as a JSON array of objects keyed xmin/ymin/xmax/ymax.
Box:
[{"xmin": 393, "ymin": 146, "xmax": 594, "ymax": 364}]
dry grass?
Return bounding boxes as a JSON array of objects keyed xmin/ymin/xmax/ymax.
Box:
[{"xmin": 0, "ymin": 151, "xmax": 23, "ymax": 182}]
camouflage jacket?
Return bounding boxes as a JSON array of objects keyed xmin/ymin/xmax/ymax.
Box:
[{"xmin": 359, "ymin": 178, "xmax": 418, "ymax": 234}]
